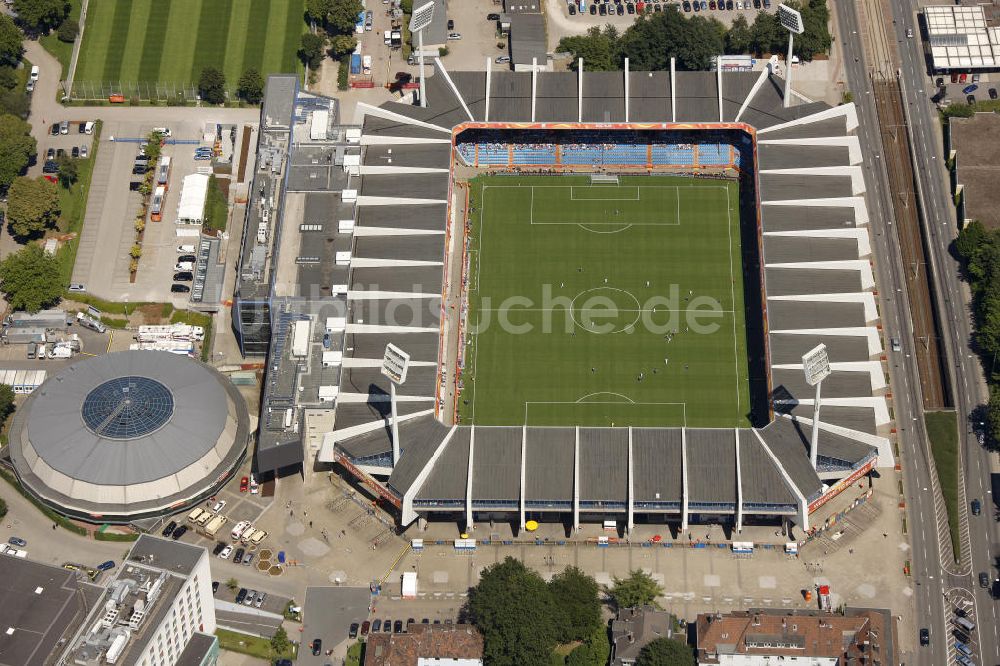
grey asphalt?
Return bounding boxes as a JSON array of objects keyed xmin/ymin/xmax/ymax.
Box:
[{"xmin": 300, "ymin": 587, "xmax": 371, "ymax": 665}]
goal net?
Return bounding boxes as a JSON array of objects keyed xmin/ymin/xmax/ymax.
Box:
[{"xmin": 589, "ymin": 173, "xmax": 619, "ymax": 185}]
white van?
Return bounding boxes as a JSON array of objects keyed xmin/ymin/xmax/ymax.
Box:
[
  {"xmin": 84, "ymin": 121, "xmax": 95, "ymax": 135},
  {"xmin": 230, "ymin": 520, "xmax": 252, "ymax": 541},
  {"xmin": 29, "ymin": 65, "xmax": 39, "ymax": 81},
  {"xmin": 174, "ymin": 261, "xmax": 194, "ymax": 271},
  {"xmin": 177, "ymin": 244, "xmax": 195, "ymax": 253}
]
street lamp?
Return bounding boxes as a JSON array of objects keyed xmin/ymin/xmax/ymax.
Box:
[
  {"xmin": 409, "ymin": 1, "xmax": 435, "ymax": 108},
  {"xmin": 802, "ymin": 343, "xmax": 831, "ymax": 470},
  {"xmin": 777, "ymin": 4, "xmax": 805, "ymax": 109}
]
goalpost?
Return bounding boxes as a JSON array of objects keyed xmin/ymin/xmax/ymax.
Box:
[{"xmin": 589, "ymin": 173, "xmax": 619, "ymax": 185}]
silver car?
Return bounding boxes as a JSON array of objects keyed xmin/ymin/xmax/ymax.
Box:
[
  {"xmin": 254, "ymin": 591, "xmax": 266, "ymax": 608},
  {"xmin": 244, "ymin": 589, "xmax": 256, "ymax": 606}
]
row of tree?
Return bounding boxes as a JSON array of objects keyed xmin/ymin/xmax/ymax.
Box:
[
  {"xmin": 195, "ymin": 66, "xmax": 265, "ymax": 105},
  {"xmin": 954, "ymin": 221, "xmax": 1000, "ymax": 443},
  {"xmin": 558, "ymin": 0, "xmax": 831, "ymax": 72},
  {"xmin": 465, "ymin": 556, "xmax": 693, "ymax": 666},
  {"xmin": 300, "ymin": 0, "xmax": 365, "ymax": 71}
]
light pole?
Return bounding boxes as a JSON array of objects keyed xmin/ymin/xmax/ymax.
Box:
[
  {"xmin": 802, "ymin": 343, "xmax": 831, "ymax": 470},
  {"xmin": 409, "ymin": 2, "xmax": 435, "ymax": 108},
  {"xmin": 777, "ymin": 4, "xmax": 805, "ymax": 109},
  {"xmin": 382, "ymin": 343, "xmax": 411, "ymax": 466}
]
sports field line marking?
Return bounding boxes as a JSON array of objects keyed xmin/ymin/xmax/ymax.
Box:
[
  {"xmin": 724, "ymin": 184, "xmax": 741, "ymax": 424},
  {"xmin": 569, "ymin": 186, "xmax": 640, "ymax": 201},
  {"xmin": 575, "ymin": 391, "xmax": 636, "ymax": 403},
  {"xmin": 473, "ymin": 307, "xmax": 737, "ymax": 313},
  {"xmin": 523, "ymin": 400, "xmax": 688, "ymax": 427}
]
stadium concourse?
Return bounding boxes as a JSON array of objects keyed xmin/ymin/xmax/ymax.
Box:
[{"xmin": 283, "ymin": 60, "xmax": 891, "ymax": 535}]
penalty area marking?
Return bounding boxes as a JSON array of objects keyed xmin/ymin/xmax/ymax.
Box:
[{"xmin": 523, "ymin": 398, "xmax": 688, "ymax": 427}]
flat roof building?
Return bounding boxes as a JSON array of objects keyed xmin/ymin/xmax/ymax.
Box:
[
  {"xmin": 364, "ymin": 624, "xmax": 483, "ymax": 665},
  {"xmin": 925, "ymin": 5, "xmax": 1000, "ymax": 71}
]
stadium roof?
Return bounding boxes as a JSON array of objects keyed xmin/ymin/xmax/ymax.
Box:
[
  {"xmin": 302, "ymin": 61, "xmax": 891, "ymax": 526},
  {"xmin": 8, "ymin": 351, "xmax": 250, "ymax": 521}
]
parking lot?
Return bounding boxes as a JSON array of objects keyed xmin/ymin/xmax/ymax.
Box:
[
  {"xmin": 71, "ymin": 118, "xmax": 248, "ymax": 303},
  {"xmin": 300, "ymin": 587, "xmax": 372, "ymax": 665},
  {"xmin": 32, "ymin": 120, "xmax": 96, "ymax": 180},
  {"xmin": 548, "ymin": 0, "xmax": 778, "ymax": 40}
]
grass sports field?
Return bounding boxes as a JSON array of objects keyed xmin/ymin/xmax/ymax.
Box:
[
  {"xmin": 458, "ymin": 174, "xmax": 751, "ymax": 428},
  {"xmin": 74, "ymin": 0, "xmax": 305, "ymax": 89}
]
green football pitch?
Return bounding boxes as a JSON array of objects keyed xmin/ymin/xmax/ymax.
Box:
[
  {"xmin": 73, "ymin": 0, "xmax": 305, "ymax": 90},
  {"xmin": 457, "ymin": 174, "xmax": 752, "ymax": 428}
]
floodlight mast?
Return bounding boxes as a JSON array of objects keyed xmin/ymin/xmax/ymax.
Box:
[
  {"xmin": 777, "ymin": 4, "xmax": 805, "ymax": 109},
  {"xmin": 802, "ymin": 344, "xmax": 831, "ymax": 470},
  {"xmin": 410, "ymin": 2, "xmax": 435, "ymax": 108},
  {"xmin": 382, "ymin": 344, "xmax": 411, "ymax": 465}
]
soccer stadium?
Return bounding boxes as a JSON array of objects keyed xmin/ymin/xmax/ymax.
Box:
[{"xmin": 243, "ymin": 61, "xmax": 893, "ymax": 535}]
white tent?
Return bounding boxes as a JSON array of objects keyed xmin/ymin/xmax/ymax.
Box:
[{"xmin": 177, "ymin": 173, "xmax": 210, "ymax": 225}]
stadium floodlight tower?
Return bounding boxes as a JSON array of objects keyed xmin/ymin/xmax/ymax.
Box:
[
  {"xmin": 777, "ymin": 3, "xmax": 805, "ymax": 109},
  {"xmin": 409, "ymin": 1, "xmax": 435, "ymax": 108},
  {"xmin": 382, "ymin": 343, "xmax": 411, "ymax": 466},
  {"xmin": 802, "ymin": 343, "xmax": 832, "ymax": 470}
]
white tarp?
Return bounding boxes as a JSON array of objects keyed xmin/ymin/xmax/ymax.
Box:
[{"xmin": 177, "ymin": 173, "xmax": 210, "ymax": 224}]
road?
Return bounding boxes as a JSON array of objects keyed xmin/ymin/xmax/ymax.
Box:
[
  {"xmin": 884, "ymin": 0, "xmax": 1000, "ymax": 663},
  {"xmin": 832, "ymin": 1, "xmax": 951, "ymax": 664}
]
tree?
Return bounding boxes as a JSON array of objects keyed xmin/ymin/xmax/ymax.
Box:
[
  {"xmin": 749, "ymin": 11, "xmax": 782, "ymax": 56},
  {"xmin": 56, "ymin": 18, "xmax": 77, "ymax": 43},
  {"xmin": 56, "ymin": 154, "xmax": 78, "ymax": 187},
  {"xmin": 198, "ymin": 67, "xmax": 226, "ymax": 105},
  {"xmin": 790, "ymin": 0, "xmax": 832, "ymax": 62},
  {"xmin": 549, "ymin": 566, "xmax": 601, "ymax": 643},
  {"xmin": 608, "ymin": 570, "xmax": 664, "ymax": 610},
  {"xmin": 0, "ymin": 383, "xmax": 14, "ymax": 422},
  {"xmin": 328, "ymin": 0, "xmax": 365, "ymax": 35},
  {"xmin": 467, "ymin": 556, "xmax": 559, "ymax": 666},
  {"xmin": 0, "ymin": 244, "xmax": 63, "ymax": 312},
  {"xmin": 299, "ymin": 32, "xmax": 326, "ymax": 70},
  {"xmin": 0, "ymin": 66, "xmax": 17, "ymax": 91},
  {"xmin": 6, "ymin": 176, "xmax": 59, "ymax": 238},
  {"xmin": 0, "ymin": 15, "xmax": 24, "ymax": 67},
  {"xmin": 0, "ymin": 114, "xmax": 36, "ymax": 189},
  {"xmin": 236, "ymin": 68, "xmax": 264, "ymax": 104},
  {"xmin": 328, "ymin": 33, "xmax": 358, "ymax": 59},
  {"xmin": 305, "ymin": 0, "xmax": 334, "ymax": 24},
  {"xmin": 566, "ymin": 626, "xmax": 611, "ymax": 666},
  {"xmin": 1, "ymin": 91, "xmax": 31, "ymax": 119},
  {"xmin": 12, "ymin": 0, "xmax": 68, "ymax": 33},
  {"xmin": 0, "ymin": 497, "xmax": 7, "ymax": 521},
  {"xmin": 636, "ymin": 637, "xmax": 695, "ymax": 666},
  {"xmin": 725, "ymin": 15, "xmax": 752, "ymax": 55},
  {"xmin": 558, "ymin": 25, "xmax": 620, "ymax": 72},
  {"xmin": 225, "ymin": 577, "xmax": 239, "ymax": 591},
  {"xmin": 270, "ymin": 626, "xmax": 291, "ymax": 655}
]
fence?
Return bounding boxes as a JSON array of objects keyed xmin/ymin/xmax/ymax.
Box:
[{"xmin": 68, "ymin": 80, "xmax": 241, "ymax": 103}]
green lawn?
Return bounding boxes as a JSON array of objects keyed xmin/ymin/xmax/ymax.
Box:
[
  {"xmin": 458, "ymin": 175, "xmax": 750, "ymax": 428},
  {"xmin": 39, "ymin": 0, "xmax": 82, "ymax": 78},
  {"xmin": 73, "ymin": 0, "xmax": 305, "ymax": 95},
  {"xmin": 215, "ymin": 628, "xmax": 295, "ymax": 661},
  {"xmin": 925, "ymin": 410, "xmax": 960, "ymax": 561}
]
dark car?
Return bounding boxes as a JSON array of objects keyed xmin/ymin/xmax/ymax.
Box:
[
  {"xmin": 46, "ymin": 147, "xmax": 55, "ymax": 160},
  {"xmin": 212, "ymin": 581, "xmax": 220, "ymax": 593},
  {"xmin": 709, "ymin": 0, "xmax": 715, "ymax": 8},
  {"xmin": 173, "ymin": 271, "xmax": 193, "ymax": 281},
  {"xmin": 935, "ymin": 77, "xmax": 944, "ymax": 87},
  {"xmin": 7, "ymin": 537, "xmax": 26, "ymax": 548},
  {"xmin": 963, "ymin": 83, "xmax": 979, "ymax": 95},
  {"xmin": 171, "ymin": 283, "xmax": 190, "ymax": 294},
  {"xmin": 972, "ymin": 499, "xmax": 982, "ymax": 515},
  {"xmin": 71, "ymin": 146, "xmax": 79, "ymax": 158},
  {"xmin": 233, "ymin": 547, "xmax": 244, "ymax": 564},
  {"xmin": 382, "ymin": 619, "xmax": 392, "ymax": 632},
  {"xmin": 990, "ymin": 88, "xmax": 998, "ymax": 100},
  {"xmin": 447, "ymin": 18, "xmax": 454, "ymax": 30},
  {"xmin": 360, "ymin": 620, "xmax": 371, "ymax": 636},
  {"xmin": 393, "ymin": 620, "xmax": 404, "ymax": 633},
  {"xmin": 421, "ymin": 618, "xmax": 430, "ymax": 624},
  {"xmin": 349, "ymin": 622, "xmax": 360, "ymax": 638},
  {"xmin": 161, "ymin": 520, "xmax": 177, "ymax": 536},
  {"xmin": 968, "ymin": 94, "xmax": 977, "ymax": 105},
  {"xmin": 56, "ymin": 148, "xmax": 65, "ymax": 158},
  {"xmin": 487, "ymin": 12, "xmax": 500, "ymax": 20},
  {"xmin": 311, "ymin": 639, "xmax": 322, "ymax": 656},
  {"xmin": 274, "ymin": 661, "xmax": 293, "ymax": 666},
  {"xmin": 78, "ymin": 122, "xmax": 86, "ymax": 133},
  {"xmin": 236, "ymin": 588, "xmax": 248, "ymax": 604},
  {"xmin": 171, "ymin": 525, "xmax": 188, "ymax": 539},
  {"xmin": 132, "ymin": 165, "xmax": 147, "ymax": 175},
  {"xmin": 683, "ymin": 1, "xmax": 691, "ymax": 9},
  {"xmin": 212, "ymin": 542, "xmax": 226, "ymax": 555},
  {"xmin": 177, "ymin": 254, "xmax": 196, "ymax": 263},
  {"xmin": 589, "ymin": 3, "xmax": 596, "ymax": 13},
  {"xmin": 568, "ymin": 4, "xmax": 576, "ymax": 13},
  {"xmin": 598, "ymin": 3, "xmax": 606, "ymax": 14},
  {"xmin": 43, "ymin": 160, "xmax": 58, "ymax": 173},
  {"xmin": 50, "ymin": 124, "xmax": 59, "ymax": 136},
  {"xmin": 406, "ymin": 618, "xmax": 415, "ymax": 630},
  {"xmin": 626, "ymin": 3, "xmax": 634, "ymax": 13},
  {"xmin": 372, "ymin": 619, "xmax": 382, "ymax": 632},
  {"xmin": 980, "ymin": 571, "xmax": 990, "ymax": 588},
  {"xmin": 919, "ymin": 628, "xmax": 929, "ymax": 645},
  {"xmin": 97, "ymin": 560, "xmax": 115, "ymax": 572},
  {"xmin": 616, "ymin": 4, "xmax": 624, "ymax": 14}
]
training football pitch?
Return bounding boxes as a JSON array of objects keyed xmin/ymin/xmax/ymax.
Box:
[
  {"xmin": 457, "ymin": 174, "xmax": 752, "ymax": 428},
  {"xmin": 74, "ymin": 0, "xmax": 305, "ymax": 90}
]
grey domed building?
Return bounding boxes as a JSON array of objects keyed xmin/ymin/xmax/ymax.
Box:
[{"xmin": 7, "ymin": 351, "xmax": 250, "ymax": 523}]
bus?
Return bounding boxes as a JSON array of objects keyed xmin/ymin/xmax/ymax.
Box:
[
  {"xmin": 156, "ymin": 156, "xmax": 171, "ymax": 189},
  {"xmin": 150, "ymin": 186, "xmax": 165, "ymax": 221}
]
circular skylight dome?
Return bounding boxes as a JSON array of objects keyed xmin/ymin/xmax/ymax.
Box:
[{"xmin": 81, "ymin": 376, "xmax": 175, "ymax": 440}]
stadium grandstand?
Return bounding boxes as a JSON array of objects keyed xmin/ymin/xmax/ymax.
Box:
[{"xmin": 241, "ymin": 58, "xmax": 892, "ymax": 536}]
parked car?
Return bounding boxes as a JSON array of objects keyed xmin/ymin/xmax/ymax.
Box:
[
  {"xmin": 233, "ymin": 548, "xmax": 244, "ymax": 564},
  {"xmin": 161, "ymin": 521, "xmax": 177, "ymax": 537},
  {"xmin": 311, "ymin": 639, "xmax": 322, "ymax": 656},
  {"xmin": 244, "ymin": 589, "xmax": 257, "ymax": 606},
  {"xmin": 211, "ymin": 500, "xmax": 226, "ymax": 513},
  {"xmin": 218, "ymin": 546, "xmax": 233, "ymax": 560},
  {"xmin": 46, "ymin": 147, "xmax": 55, "ymax": 160},
  {"xmin": 589, "ymin": 3, "xmax": 596, "ymax": 13},
  {"xmin": 382, "ymin": 619, "xmax": 391, "ymax": 632},
  {"xmin": 968, "ymin": 94, "xmax": 977, "ymax": 105},
  {"xmin": 97, "ymin": 560, "xmax": 115, "ymax": 572},
  {"xmin": 447, "ymin": 19, "xmax": 454, "ymax": 30},
  {"xmin": 71, "ymin": 146, "xmax": 79, "ymax": 158},
  {"xmin": 80, "ymin": 145, "xmax": 88, "ymax": 158},
  {"xmin": 212, "ymin": 581, "xmax": 220, "ymax": 593},
  {"xmin": 990, "ymin": 88, "xmax": 998, "ymax": 100},
  {"xmin": 152, "ymin": 127, "xmax": 171, "ymax": 137},
  {"xmin": 372, "ymin": 619, "xmax": 382, "ymax": 632},
  {"xmin": 60, "ymin": 121, "xmax": 69, "ymax": 135},
  {"xmin": 393, "ymin": 620, "xmax": 404, "ymax": 633},
  {"xmin": 447, "ymin": 32, "xmax": 461, "ymax": 40},
  {"xmin": 361, "ymin": 620, "xmax": 371, "ymax": 636},
  {"xmin": 240, "ymin": 476, "xmax": 249, "ymax": 492},
  {"xmin": 243, "ymin": 552, "xmax": 255, "ymax": 566},
  {"xmin": 254, "ymin": 591, "xmax": 266, "ymax": 608},
  {"xmin": 7, "ymin": 537, "xmax": 26, "ymax": 548},
  {"xmin": 980, "ymin": 572, "xmax": 989, "ymax": 588},
  {"xmin": 68, "ymin": 282, "xmax": 86, "ymax": 292},
  {"xmin": 171, "ymin": 284, "xmax": 190, "ymax": 294},
  {"xmin": 568, "ymin": 4, "xmax": 576, "ymax": 14},
  {"xmin": 78, "ymin": 122, "xmax": 87, "ymax": 133},
  {"xmin": 495, "ymin": 55, "xmax": 511, "ymax": 64},
  {"xmin": 177, "ymin": 254, "xmax": 197, "ymax": 263},
  {"xmin": 171, "ymin": 525, "xmax": 188, "ymax": 540},
  {"xmin": 50, "ymin": 123, "xmax": 59, "ymax": 136},
  {"xmin": 906, "ymin": 27, "xmax": 913, "ymax": 38},
  {"xmin": 349, "ymin": 623, "xmax": 360, "ymax": 638},
  {"xmin": 963, "ymin": 84, "xmax": 978, "ymax": 94},
  {"xmin": 487, "ymin": 13, "xmax": 500, "ymax": 21},
  {"xmin": 212, "ymin": 542, "xmax": 226, "ymax": 556},
  {"xmin": 236, "ymin": 588, "xmax": 248, "ymax": 604}
]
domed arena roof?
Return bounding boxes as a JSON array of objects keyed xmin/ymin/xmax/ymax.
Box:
[{"xmin": 8, "ymin": 351, "xmax": 250, "ymax": 523}]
